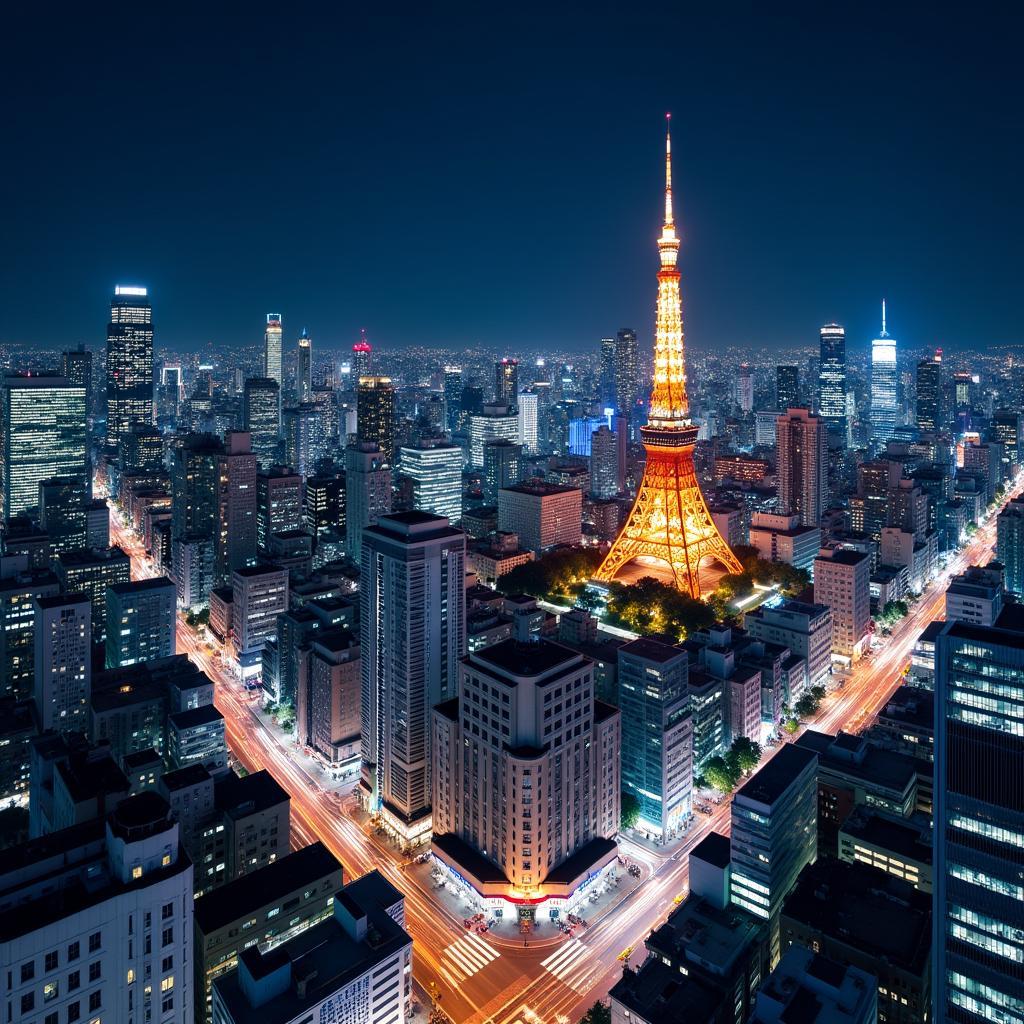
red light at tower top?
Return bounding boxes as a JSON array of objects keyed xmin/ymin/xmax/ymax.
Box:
[{"xmin": 353, "ymin": 328, "xmax": 372, "ymax": 354}]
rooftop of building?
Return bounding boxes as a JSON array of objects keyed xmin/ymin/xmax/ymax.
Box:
[
  {"xmin": 55, "ymin": 545, "xmax": 130, "ymax": 568},
  {"xmin": 877, "ymin": 685, "xmax": 934, "ymax": 730},
  {"xmin": 469, "ymin": 638, "xmax": 586, "ymax": 682},
  {"xmin": 594, "ymin": 698, "xmax": 619, "ymax": 725},
  {"xmin": 431, "ymin": 832, "xmax": 510, "ymax": 885},
  {"xmin": 796, "ymin": 730, "xmax": 920, "ymax": 793},
  {"xmin": 364, "ymin": 511, "xmax": 463, "ymax": 543},
  {"xmin": 917, "ymin": 619, "xmax": 945, "ymax": 644},
  {"xmin": 56, "ymin": 750, "xmax": 129, "ymax": 804},
  {"xmin": 232, "ymin": 562, "xmax": 288, "ymax": 580},
  {"xmin": 840, "ymin": 809, "xmax": 932, "ymax": 865},
  {"xmin": 691, "ymin": 831, "xmax": 731, "ymax": 869},
  {"xmin": 754, "ymin": 946, "xmax": 874, "ymax": 1024},
  {"xmin": 215, "ymin": 769, "xmax": 289, "ymax": 818},
  {"xmin": 169, "ymin": 703, "xmax": 224, "ymax": 729},
  {"xmin": 107, "ymin": 576, "xmax": 176, "ymax": 596},
  {"xmin": 814, "ymin": 548, "xmax": 869, "ymax": 568},
  {"xmin": 160, "ymin": 763, "xmax": 213, "ymax": 792},
  {"xmin": 195, "ymin": 842, "xmax": 343, "ymax": 934},
  {"xmin": 734, "ymin": 745, "xmax": 818, "ymax": 808},
  {"xmin": 610, "ymin": 959, "xmax": 725, "ymax": 1024},
  {"xmin": 499, "ymin": 481, "xmax": 581, "ymax": 497},
  {"xmin": 780, "ymin": 857, "xmax": 931, "ymax": 976},
  {"xmin": 35, "ymin": 590, "xmax": 90, "ymax": 610},
  {"xmin": 619, "ymin": 636, "xmax": 687, "ymax": 664},
  {"xmin": 213, "ymin": 874, "xmax": 410, "ymax": 1024}
]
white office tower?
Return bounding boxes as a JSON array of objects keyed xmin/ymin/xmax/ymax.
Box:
[
  {"xmin": 468, "ymin": 404, "xmax": 519, "ymax": 467},
  {"xmin": 264, "ymin": 314, "xmax": 283, "ymax": 387},
  {"xmin": 431, "ymin": 640, "xmax": 620, "ymax": 917},
  {"xmin": 0, "ymin": 792, "xmax": 193, "ymax": 1024},
  {"xmin": 776, "ymin": 408, "xmax": 827, "ymax": 528},
  {"xmin": 344, "ymin": 442, "xmax": 393, "ymax": 563},
  {"xmin": 359, "ymin": 512, "xmax": 466, "ymax": 848},
  {"xmin": 590, "ymin": 424, "xmax": 621, "ymax": 498},
  {"xmin": 870, "ymin": 301, "xmax": 898, "ymax": 448},
  {"xmin": 399, "ymin": 441, "xmax": 463, "ymax": 524},
  {"xmin": 517, "ymin": 391, "xmax": 539, "ymax": 454},
  {"xmin": 34, "ymin": 592, "xmax": 91, "ymax": 733}
]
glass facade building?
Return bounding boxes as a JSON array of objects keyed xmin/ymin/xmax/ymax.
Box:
[
  {"xmin": 399, "ymin": 442, "xmax": 464, "ymax": 524},
  {"xmin": 1, "ymin": 374, "xmax": 87, "ymax": 520},
  {"xmin": 933, "ymin": 621, "xmax": 1024, "ymax": 1024},
  {"xmin": 871, "ymin": 305, "xmax": 899, "ymax": 448},
  {"xmin": 817, "ymin": 323, "xmax": 847, "ymax": 429},
  {"xmin": 264, "ymin": 313, "xmax": 283, "ymax": 387},
  {"xmin": 917, "ymin": 353, "xmax": 944, "ymax": 433},
  {"xmin": 105, "ymin": 285, "xmax": 154, "ymax": 452}
]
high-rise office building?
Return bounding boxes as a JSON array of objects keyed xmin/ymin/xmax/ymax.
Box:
[
  {"xmin": 431, "ymin": 640, "xmax": 621, "ymax": 916},
  {"xmin": 737, "ymin": 363, "xmax": 754, "ymax": 413},
  {"xmin": 818, "ymin": 323, "xmax": 846, "ymax": 429},
  {"xmin": 304, "ymin": 473, "xmax": 346, "ymax": 547},
  {"xmin": 1, "ymin": 373, "xmax": 87, "ymax": 520},
  {"xmin": 344, "ymin": 442, "xmax": 392, "ymax": 563},
  {"xmin": 590, "ymin": 424, "xmax": 621, "ymax": 498},
  {"xmin": 467, "ymin": 404, "xmax": 519, "ymax": 468},
  {"xmin": 282, "ymin": 404, "xmax": 317, "ymax": 476},
  {"xmin": 256, "ymin": 466, "xmax": 304, "ymax": 550},
  {"xmin": 33, "ymin": 592, "xmax": 91, "ymax": 733},
  {"xmin": 61, "ymin": 344, "xmax": 93, "ymax": 415},
  {"xmin": 776, "ymin": 407, "xmax": 828, "ymax": 527},
  {"xmin": 231, "ymin": 564, "xmax": 288, "ymax": 680},
  {"xmin": 615, "ymin": 327, "xmax": 640, "ymax": 416},
  {"xmin": 991, "ymin": 408, "xmax": 1022, "ymax": 474},
  {"xmin": 243, "ymin": 377, "xmax": 281, "ymax": 469},
  {"xmin": 618, "ymin": 638, "xmax": 691, "ymax": 840},
  {"xmin": 443, "ymin": 365, "xmax": 463, "ymax": 434},
  {"xmin": 498, "ymin": 481, "xmax": 582, "ymax": 552},
  {"xmin": 38, "ymin": 475, "xmax": 89, "ymax": 554},
  {"xmin": 351, "ymin": 329, "xmax": 372, "ymax": 381},
  {"xmin": 996, "ymin": 499, "xmax": 1024, "ymax": 595},
  {"xmin": 400, "ymin": 441, "xmax": 463, "ymax": 523},
  {"xmin": 483, "ymin": 438, "xmax": 522, "ymax": 503},
  {"xmin": 517, "ymin": 390, "xmax": 539, "ymax": 454},
  {"xmin": 599, "ymin": 335, "xmax": 617, "ymax": 409},
  {"xmin": 870, "ymin": 301, "xmax": 899, "ymax": 447},
  {"xmin": 776, "ymin": 365, "xmax": 799, "ymax": 411},
  {"xmin": 933, "ymin": 620, "xmax": 1024, "ymax": 1024},
  {"xmin": 171, "ymin": 433, "xmax": 222, "ymax": 611},
  {"xmin": 359, "ymin": 512, "xmax": 465, "ymax": 847},
  {"xmin": 296, "ymin": 327, "xmax": 312, "ymax": 403},
  {"xmin": 215, "ymin": 431, "xmax": 258, "ymax": 586},
  {"xmin": 105, "ymin": 577, "xmax": 177, "ymax": 668},
  {"xmin": 0, "ymin": 564, "xmax": 61, "ymax": 703},
  {"xmin": 120, "ymin": 423, "xmax": 164, "ymax": 473},
  {"xmin": 105, "ymin": 284, "xmax": 154, "ymax": 452},
  {"xmin": 495, "ymin": 358, "xmax": 519, "ymax": 410},
  {"xmin": 916, "ymin": 350, "xmax": 944, "ymax": 433},
  {"xmin": 264, "ymin": 313, "xmax": 283, "ymax": 387},
  {"xmin": 356, "ymin": 376, "xmax": 396, "ymax": 464},
  {"xmin": 814, "ymin": 548, "xmax": 871, "ymax": 663},
  {"xmin": 730, "ymin": 744, "xmax": 818, "ymax": 963}
]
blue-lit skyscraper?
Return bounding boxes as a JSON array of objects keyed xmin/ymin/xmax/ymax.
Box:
[
  {"xmin": 105, "ymin": 285, "xmax": 154, "ymax": 453},
  {"xmin": 870, "ymin": 301, "xmax": 899, "ymax": 448},
  {"xmin": 933, "ymin": 620, "xmax": 1024, "ymax": 1024},
  {"xmin": 817, "ymin": 323, "xmax": 846, "ymax": 432}
]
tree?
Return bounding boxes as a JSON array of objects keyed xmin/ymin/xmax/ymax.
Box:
[
  {"xmin": 703, "ymin": 754, "xmax": 741, "ymax": 793},
  {"xmin": 730, "ymin": 736, "xmax": 762, "ymax": 776},
  {"xmin": 579, "ymin": 1002, "xmax": 611, "ymax": 1024},
  {"xmin": 620, "ymin": 791, "xmax": 641, "ymax": 830},
  {"xmin": 783, "ymin": 716, "xmax": 800, "ymax": 734}
]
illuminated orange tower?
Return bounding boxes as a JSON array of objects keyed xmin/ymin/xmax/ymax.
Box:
[{"xmin": 595, "ymin": 115, "xmax": 742, "ymax": 598}]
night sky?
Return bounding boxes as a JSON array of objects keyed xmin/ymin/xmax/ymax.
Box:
[{"xmin": 4, "ymin": 6, "xmax": 1022, "ymax": 355}]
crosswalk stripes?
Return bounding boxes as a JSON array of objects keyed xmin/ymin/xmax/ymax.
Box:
[
  {"xmin": 540, "ymin": 938, "xmax": 592, "ymax": 991},
  {"xmin": 441, "ymin": 931, "xmax": 500, "ymax": 982}
]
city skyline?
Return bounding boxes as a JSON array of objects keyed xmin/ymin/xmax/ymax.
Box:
[{"xmin": 4, "ymin": 9, "xmax": 1023, "ymax": 354}]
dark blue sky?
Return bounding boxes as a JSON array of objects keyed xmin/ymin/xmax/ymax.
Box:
[{"xmin": 4, "ymin": 6, "xmax": 1021, "ymax": 355}]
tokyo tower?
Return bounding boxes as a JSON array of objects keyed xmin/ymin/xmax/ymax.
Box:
[{"xmin": 594, "ymin": 115, "xmax": 742, "ymax": 598}]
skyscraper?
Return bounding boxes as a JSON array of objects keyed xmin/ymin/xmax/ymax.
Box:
[
  {"xmin": 870, "ymin": 301, "xmax": 899, "ymax": 447},
  {"xmin": 171, "ymin": 432, "xmax": 222, "ymax": 610},
  {"xmin": 916, "ymin": 350, "xmax": 944, "ymax": 432},
  {"xmin": 776, "ymin": 365, "xmax": 799, "ymax": 411},
  {"xmin": 359, "ymin": 512, "xmax": 466, "ymax": 847},
  {"xmin": 590, "ymin": 424, "xmax": 621, "ymax": 498},
  {"xmin": 344, "ymin": 442, "xmax": 393, "ymax": 562},
  {"xmin": 33, "ymin": 592, "xmax": 91, "ymax": 733},
  {"xmin": 595, "ymin": 117, "xmax": 741, "ymax": 596},
  {"xmin": 357, "ymin": 376, "xmax": 396, "ymax": 464},
  {"xmin": 0, "ymin": 373, "xmax": 87, "ymax": 520},
  {"xmin": 264, "ymin": 313, "xmax": 283, "ymax": 387},
  {"xmin": 352, "ymin": 329, "xmax": 373, "ymax": 381},
  {"xmin": 933, "ymin": 620, "xmax": 1024, "ymax": 1024},
  {"xmin": 399, "ymin": 440, "xmax": 463, "ymax": 523},
  {"xmin": 817, "ymin": 323, "xmax": 846, "ymax": 430},
  {"xmin": 443, "ymin": 365, "xmax": 463, "ymax": 434},
  {"xmin": 615, "ymin": 327, "xmax": 640, "ymax": 418},
  {"xmin": 282, "ymin": 404, "xmax": 317, "ymax": 477},
  {"xmin": 215, "ymin": 430, "xmax": 258, "ymax": 586},
  {"xmin": 61, "ymin": 344, "xmax": 93, "ymax": 414},
  {"xmin": 105, "ymin": 577, "xmax": 177, "ymax": 668},
  {"xmin": 996, "ymin": 499, "xmax": 1024, "ymax": 595},
  {"xmin": 517, "ymin": 390, "xmax": 540, "ymax": 454},
  {"xmin": 776, "ymin": 408, "xmax": 828, "ymax": 527},
  {"xmin": 737, "ymin": 363, "xmax": 754, "ymax": 413},
  {"xmin": 599, "ymin": 335, "xmax": 617, "ymax": 409},
  {"xmin": 297, "ymin": 327, "xmax": 312, "ymax": 404},
  {"xmin": 495, "ymin": 358, "xmax": 519, "ymax": 410},
  {"xmin": 467, "ymin": 404, "xmax": 519, "ymax": 468},
  {"xmin": 105, "ymin": 284, "xmax": 154, "ymax": 452},
  {"xmin": 483, "ymin": 438, "xmax": 522, "ymax": 502},
  {"xmin": 243, "ymin": 376, "xmax": 281, "ymax": 469}
]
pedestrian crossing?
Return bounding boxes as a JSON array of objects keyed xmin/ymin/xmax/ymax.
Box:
[
  {"xmin": 439, "ymin": 932, "xmax": 500, "ymax": 986},
  {"xmin": 540, "ymin": 938, "xmax": 592, "ymax": 992}
]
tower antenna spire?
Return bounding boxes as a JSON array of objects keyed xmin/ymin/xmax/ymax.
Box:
[
  {"xmin": 664, "ymin": 112, "xmax": 674, "ymax": 227},
  {"xmin": 881, "ymin": 299, "xmax": 887, "ymax": 337}
]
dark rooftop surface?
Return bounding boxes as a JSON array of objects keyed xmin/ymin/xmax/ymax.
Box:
[
  {"xmin": 691, "ymin": 831, "xmax": 731, "ymax": 869},
  {"xmin": 781, "ymin": 857, "xmax": 931, "ymax": 975},
  {"xmin": 734, "ymin": 744, "xmax": 817, "ymax": 808},
  {"xmin": 470, "ymin": 638, "xmax": 584, "ymax": 680},
  {"xmin": 195, "ymin": 842, "xmax": 343, "ymax": 933},
  {"xmin": 941, "ymin": 618, "xmax": 1024, "ymax": 651},
  {"xmin": 57, "ymin": 752, "xmax": 129, "ymax": 803},
  {"xmin": 107, "ymin": 577, "xmax": 175, "ymax": 595},
  {"xmin": 544, "ymin": 836, "xmax": 617, "ymax": 886},
  {"xmin": 121, "ymin": 747, "xmax": 162, "ymax": 770},
  {"xmin": 35, "ymin": 590, "xmax": 90, "ymax": 610},
  {"xmin": 431, "ymin": 832, "xmax": 509, "ymax": 885},
  {"xmin": 620, "ymin": 636, "xmax": 687, "ymax": 664},
  {"xmin": 841, "ymin": 810, "xmax": 932, "ymax": 864},
  {"xmin": 215, "ymin": 769, "xmax": 289, "ymax": 816},
  {"xmin": 610, "ymin": 959, "xmax": 724, "ymax": 1024},
  {"xmin": 169, "ymin": 703, "xmax": 224, "ymax": 728},
  {"xmin": 796, "ymin": 730, "xmax": 920, "ymax": 792},
  {"xmin": 160, "ymin": 763, "xmax": 213, "ymax": 791},
  {"xmin": 815, "ymin": 548, "xmax": 868, "ymax": 567}
]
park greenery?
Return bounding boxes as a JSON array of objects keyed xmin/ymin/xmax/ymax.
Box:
[
  {"xmin": 602, "ymin": 577, "xmax": 716, "ymax": 640},
  {"xmin": 495, "ymin": 547, "xmax": 604, "ymax": 601},
  {"xmin": 183, "ymin": 607, "xmax": 210, "ymax": 629},
  {"xmin": 577, "ymin": 1002, "xmax": 611, "ymax": 1024},
  {"xmin": 699, "ymin": 736, "xmax": 763, "ymax": 794},
  {"xmin": 620, "ymin": 790, "xmax": 642, "ymax": 831},
  {"xmin": 780, "ymin": 684, "xmax": 829, "ymax": 733},
  {"xmin": 875, "ymin": 599, "xmax": 910, "ymax": 630}
]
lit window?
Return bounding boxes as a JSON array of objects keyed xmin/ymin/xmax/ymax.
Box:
[
  {"xmin": 161, "ymin": 855, "xmax": 171, "ymax": 867},
  {"xmin": 160, "ymin": 976, "xmax": 174, "ymax": 993},
  {"xmin": 131, "ymin": 865, "xmax": 142, "ymax": 879},
  {"xmin": 127, "ymin": 970, "xmax": 135, "ymax": 985}
]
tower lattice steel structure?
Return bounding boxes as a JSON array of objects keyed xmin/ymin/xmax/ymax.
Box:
[{"xmin": 595, "ymin": 116, "xmax": 742, "ymax": 598}]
